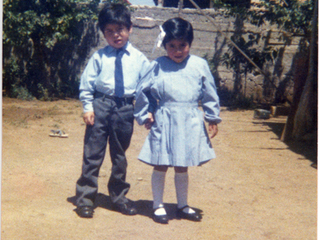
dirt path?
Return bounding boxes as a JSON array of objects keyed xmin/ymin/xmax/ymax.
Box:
[{"xmin": 1, "ymin": 98, "xmax": 317, "ymax": 240}]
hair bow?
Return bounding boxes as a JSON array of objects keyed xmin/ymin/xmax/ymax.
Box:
[{"xmin": 152, "ymin": 25, "xmax": 166, "ymax": 53}]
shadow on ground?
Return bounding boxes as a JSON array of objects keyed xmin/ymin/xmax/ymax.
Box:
[
  {"xmin": 253, "ymin": 121, "xmax": 317, "ymax": 168},
  {"xmin": 67, "ymin": 194, "xmax": 203, "ymax": 220}
]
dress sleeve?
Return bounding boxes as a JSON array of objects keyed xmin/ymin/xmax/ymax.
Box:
[
  {"xmin": 138, "ymin": 53, "xmax": 151, "ymax": 80},
  {"xmin": 79, "ymin": 52, "xmax": 101, "ymax": 113},
  {"xmin": 134, "ymin": 62, "xmax": 158, "ymax": 125},
  {"xmin": 200, "ymin": 60, "xmax": 222, "ymax": 124}
]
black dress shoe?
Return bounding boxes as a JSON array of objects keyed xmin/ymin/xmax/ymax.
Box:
[
  {"xmin": 152, "ymin": 208, "xmax": 168, "ymax": 224},
  {"xmin": 177, "ymin": 205, "xmax": 202, "ymax": 222},
  {"xmin": 75, "ymin": 206, "xmax": 94, "ymax": 218},
  {"xmin": 115, "ymin": 201, "xmax": 137, "ymax": 215}
]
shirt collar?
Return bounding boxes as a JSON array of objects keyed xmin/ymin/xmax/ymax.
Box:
[{"xmin": 106, "ymin": 42, "xmax": 131, "ymax": 55}]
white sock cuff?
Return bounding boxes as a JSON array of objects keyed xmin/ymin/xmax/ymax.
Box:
[
  {"xmin": 153, "ymin": 169, "xmax": 167, "ymax": 176},
  {"xmin": 174, "ymin": 172, "xmax": 188, "ymax": 187},
  {"xmin": 174, "ymin": 172, "xmax": 188, "ymax": 178}
]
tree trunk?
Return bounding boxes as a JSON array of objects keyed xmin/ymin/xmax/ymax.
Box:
[
  {"xmin": 280, "ymin": 53, "xmax": 308, "ymax": 142},
  {"xmin": 291, "ymin": 0, "xmax": 318, "ymax": 140}
]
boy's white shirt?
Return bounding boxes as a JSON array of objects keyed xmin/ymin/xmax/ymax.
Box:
[{"xmin": 79, "ymin": 42, "xmax": 150, "ymax": 113}]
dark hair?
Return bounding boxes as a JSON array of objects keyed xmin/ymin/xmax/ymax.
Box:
[
  {"xmin": 162, "ymin": 18, "xmax": 194, "ymax": 48},
  {"xmin": 98, "ymin": 3, "xmax": 132, "ymax": 32}
]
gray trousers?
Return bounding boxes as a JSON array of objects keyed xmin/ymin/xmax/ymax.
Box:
[{"xmin": 76, "ymin": 95, "xmax": 134, "ymax": 207}]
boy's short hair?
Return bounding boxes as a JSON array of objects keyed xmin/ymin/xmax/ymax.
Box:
[
  {"xmin": 162, "ymin": 18, "xmax": 194, "ymax": 48},
  {"xmin": 98, "ymin": 3, "xmax": 132, "ymax": 32}
]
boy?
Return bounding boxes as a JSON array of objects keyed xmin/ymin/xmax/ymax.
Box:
[{"xmin": 75, "ymin": 3, "xmax": 149, "ymax": 218}]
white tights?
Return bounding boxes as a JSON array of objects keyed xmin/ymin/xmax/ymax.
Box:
[{"xmin": 152, "ymin": 169, "xmax": 195, "ymax": 215}]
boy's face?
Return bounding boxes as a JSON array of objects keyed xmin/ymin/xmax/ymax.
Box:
[
  {"xmin": 103, "ymin": 24, "xmax": 132, "ymax": 49},
  {"xmin": 165, "ymin": 39, "xmax": 190, "ymax": 63}
]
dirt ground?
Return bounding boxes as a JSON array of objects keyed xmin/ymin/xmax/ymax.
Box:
[{"xmin": 1, "ymin": 97, "xmax": 317, "ymax": 240}]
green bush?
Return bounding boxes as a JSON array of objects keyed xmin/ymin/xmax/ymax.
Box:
[{"xmin": 3, "ymin": 0, "xmax": 101, "ymax": 100}]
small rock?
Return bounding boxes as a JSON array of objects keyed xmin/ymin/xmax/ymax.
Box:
[{"xmin": 253, "ymin": 109, "xmax": 270, "ymax": 119}]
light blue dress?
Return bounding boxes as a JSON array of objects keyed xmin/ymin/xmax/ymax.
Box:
[{"xmin": 134, "ymin": 55, "xmax": 221, "ymax": 167}]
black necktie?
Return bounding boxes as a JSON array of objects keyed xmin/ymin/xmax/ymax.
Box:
[{"xmin": 115, "ymin": 49, "xmax": 124, "ymax": 97}]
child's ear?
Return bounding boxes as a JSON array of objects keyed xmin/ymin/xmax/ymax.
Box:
[{"xmin": 129, "ymin": 26, "xmax": 133, "ymax": 34}]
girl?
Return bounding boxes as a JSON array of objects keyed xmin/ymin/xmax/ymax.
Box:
[{"xmin": 134, "ymin": 18, "xmax": 221, "ymax": 224}]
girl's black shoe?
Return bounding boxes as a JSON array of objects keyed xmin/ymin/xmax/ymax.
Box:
[
  {"xmin": 177, "ymin": 205, "xmax": 202, "ymax": 222},
  {"xmin": 152, "ymin": 208, "xmax": 169, "ymax": 224}
]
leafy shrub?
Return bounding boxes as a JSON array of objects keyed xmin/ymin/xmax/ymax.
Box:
[{"xmin": 3, "ymin": 0, "xmax": 101, "ymax": 100}]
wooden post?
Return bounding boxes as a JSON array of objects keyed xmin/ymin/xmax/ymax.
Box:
[
  {"xmin": 209, "ymin": 0, "xmax": 214, "ymax": 8},
  {"xmin": 178, "ymin": 0, "xmax": 184, "ymax": 17}
]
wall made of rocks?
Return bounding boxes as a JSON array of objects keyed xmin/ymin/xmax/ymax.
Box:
[{"xmin": 92, "ymin": 6, "xmax": 303, "ymax": 103}]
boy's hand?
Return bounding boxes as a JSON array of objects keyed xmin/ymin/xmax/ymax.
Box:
[
  {"xmin": 144, "ymin": 112, "xmax": 154, "ymax": 130},
  {"xmin": 83, "ymin": 111, "xmax": 95, "ymax": 125},
  {"xmin": 208, "ymin": 123, "xmax": 218, "ymax": 139}
]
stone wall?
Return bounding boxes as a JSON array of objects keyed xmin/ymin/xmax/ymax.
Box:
[{"xmin": 91, "ymin": 6, "xmax": 303, "ymax": 103}]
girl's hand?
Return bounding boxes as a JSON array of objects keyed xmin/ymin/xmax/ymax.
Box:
[
  {"xmin": 209, "ymin": 123, "xmax": 218, "ymax": 138},
  {"xmin": 83, "ymin": 111, "xmax": 95, "ymax": 125},
  {"xmin": 145, "ymin": 112, "xmax": 154, "ymax": 130}
]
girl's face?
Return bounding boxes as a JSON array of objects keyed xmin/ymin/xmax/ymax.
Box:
[
  {"xmin": 165, "ymin": 39, "xmax": 190, "ymax": 63},
  {"xmin": 103, "ymin": 24, "xmax": 132, "ymax": 49}
]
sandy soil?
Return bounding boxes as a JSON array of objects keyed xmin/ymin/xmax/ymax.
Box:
[{"xmin": 1, "ymin": 97, "xmax": 317, "ymax": 240}]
